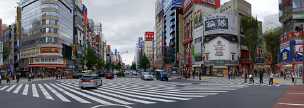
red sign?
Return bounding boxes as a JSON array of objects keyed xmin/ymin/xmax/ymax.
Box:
[{"xmin": 145, "ymin": 32, "xmax": 154, "ymax": 41}]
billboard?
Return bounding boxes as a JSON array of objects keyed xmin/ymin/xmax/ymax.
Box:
[
  {"xmin": 145, "ymin": 32, "xmax": 154, "ymax": 41},
  {"xmin": 204, "ymin": 13, "xmax": 239, "ymax": 36}
]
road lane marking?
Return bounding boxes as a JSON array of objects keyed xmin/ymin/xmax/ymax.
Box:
[
  {"xmin": 101, "ymin": 84, "xmax": 209, "ymax": 98},
  {"xmin": 0, "ymin": 86, "xmax": 9, "ymax": 91},
  {"xmin": 49, "ymin": 83, "xmax": 90, "ymax": 104},
  {"xmin": 62, "ymin": 82, "xmax": 155, "ymax": 104},
  {"xmin": 56, "ymin": 83, "xmax": 113, "ymax": 105},
  {"xmin": 44, "ymin": 84, "xmax": 71, "ymax": 102},
  {"xmin": 38, "ymin": 84, "xmax": 54, "ymax": 100},
  {"xmin": 32, "ymin": 84, "xmax": 39, "ymax": 97},
  {"xmin": 13, "ymin": 84, "xmax": 23, "ymax": 94},
  {"xmin": 278, "ymin": 103, "xmax": 304, "ymax": 106},
  {"xmin": 60, "ymin": 83, "xmax": 133, "ymax": 105},
  {"xmin": 6, "ymin": 85, "xmax": 17, "ymax": 92},
  {"xmin": 22, "ymin": 84, "xmax": 29, "ymax": 95}
]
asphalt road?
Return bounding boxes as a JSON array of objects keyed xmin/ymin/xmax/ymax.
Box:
[{"xmin": 0, "ymin": 78, "xmax": 287, "ymax": 108}]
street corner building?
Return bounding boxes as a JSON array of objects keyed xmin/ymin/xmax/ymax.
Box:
[
  {"xmin": 202, "ymin": 13, "xmax": 240, "ymax": 77},
  {"xmin": 278, "ymin": 0, "xmax": 304, "ymax": 78},
  {"xmin": 19, "ymin": 0, "xmax": 74, "ymax": 74}
]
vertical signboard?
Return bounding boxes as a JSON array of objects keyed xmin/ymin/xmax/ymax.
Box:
[{"xmin": 0, "ymin": 42, "xmax": 3, "ymax": 66}]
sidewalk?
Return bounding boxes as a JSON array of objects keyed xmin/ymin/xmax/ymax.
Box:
[
  {"xmin": 273, "ymin": 85, "xmax": 304, "ymax": 108},
  {"xmin": 0, "ymin": 77, "xmax": 56, "ymax": 85},
  {"xmin": 170, "ymin": 76, "xmax": 304, "ymax": 85}
]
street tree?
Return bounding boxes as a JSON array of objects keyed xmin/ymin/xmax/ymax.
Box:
[
  {"xmin": 242, "ymin": 16, "xmax": 259, "ymax": 65},
  {"xmin": 131, "ymin": 62, "xmax": 137, "ymax": 70},
  {"xmin": 138, "ymin": 55, "xmax": 150, "ymax": 71},
  {"xmin": 96, "ymin": 59, "xmax": 105, "ymax": 70},
  {"xmin": 85, "ymin": 47, "xmax": 98, "ymax": 70},
  {"xmin": 264, "ymin": 27, "xmax": 282, "ymax": 72}
]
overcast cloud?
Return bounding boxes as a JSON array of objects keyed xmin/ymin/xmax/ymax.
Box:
[{"xmin": 0, "ymin": 0, "xmax": 279, "ymax": 64}]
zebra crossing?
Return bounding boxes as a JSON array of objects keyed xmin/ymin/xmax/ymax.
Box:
[{"xmin": 0, "ymin": 78, "xmax": 247, "ymax": 106}]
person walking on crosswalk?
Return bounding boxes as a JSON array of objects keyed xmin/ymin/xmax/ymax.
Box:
[{"xmin": 0, "ymin": 73, "xmax": 2, "ymax": 85}]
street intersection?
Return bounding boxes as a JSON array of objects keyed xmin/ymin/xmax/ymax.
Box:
[{"xmin": 0, "ymin": 78, "xmax": 288, "ymax": 108}]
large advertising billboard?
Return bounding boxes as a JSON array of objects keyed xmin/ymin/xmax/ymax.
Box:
[
  {"xmin": 204, "ymin": 13, "xmax": 239, "ymax": 36},
  {"xmin": 145, "ymin": 32, "xmax": 154, "ymax": 41}
]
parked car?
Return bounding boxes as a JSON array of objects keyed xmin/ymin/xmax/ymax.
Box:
[
  {"xmin": 105, "ymin": 72, "xmax": 114, "ymax": 79},
  {"xmin": 141, "ymin": 72, "xmax": 154, "ymax": 80},
  {"xmin": 79, "ymin": 75, "xmax": 102, "ymax": 89}
]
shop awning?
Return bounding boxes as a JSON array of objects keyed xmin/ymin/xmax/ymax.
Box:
[{"xmin": 28, "ymin": 64, "xmax": 66, "ymax": 68}]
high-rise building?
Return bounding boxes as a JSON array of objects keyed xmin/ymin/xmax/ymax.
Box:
[
  {"xmin": 144, "ymin": 32, "xmax": 154, "ymax": 67},
  {"xmin": 155, "ymin": 0, "xmax": 166, "ymax": 69},
  {"xmin": 279, "ymin": 0, "xmax": 304, "ymax": 77},
  {"xmin": 73, "ymin": 0, "xmax": 85, "ymax": 72},
  {"xmin": 182, "ymin": 0, "xmax": 220, "ymax": 78},
  {"xmin": 19, "ymin": 0, "xmax": 74, "ymax": 73},
  {"xmin": 163, "ymin": 0, "xmax": 185, "ymax": 72},
  {"xmin": 219, "ymin": 0, "xmax": 253, "ymax": 76},
  {"xmin": 136, "ymin": 37, "xmax": 144, "ymax": 66}
]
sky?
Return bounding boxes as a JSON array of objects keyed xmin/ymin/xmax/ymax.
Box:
[{"xmin": 0, "ymin": 0, "xmax": 279, "ymax": 65}]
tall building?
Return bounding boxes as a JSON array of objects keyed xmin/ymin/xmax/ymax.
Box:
[
  {"xmin": 73, "ymin": 0, "xmax": 85, "ymax": 72},
  {"xmin": 182, "ymin": 0, "xmax": 220, "ymax": 78},
  {"xmin": 219, "ymin": 0, "xmax": 253, "ymax": 76},
  {"xmin": 136, "ymin": 37, "xmax": 144, "ymax": 66},
  {"xmin": 163, "ymin": 0, "xmax": 185, "ymax": 72},
  {"xmin": 279, "ymin": 0, "xmax": 304, "ymax": 77},
  {"xmin": 202, "ymin": 13, "xmax": 240, "ymax": 76},
  {"xmin": 144, "ymin": 32, "xmax": 154, "ymax": 67},
  {"xmin": 19, "ymin": 0, "xmax": 74, "ymax": 73},
  {"xmin": 0, "ymin": 19, "xmax": 2, "ymax": 37},
  {"xmin": 155, "ymin": 0, "xmax": 165, "ymax": 69}
]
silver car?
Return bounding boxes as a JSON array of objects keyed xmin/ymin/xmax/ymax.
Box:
[
  {"xmin": 79, "ymin": 75, "xmax": 102, "ymax": 89},
  {"xmin": 141, "ymin": 72, "xmax": 154, "ymax": 80}
]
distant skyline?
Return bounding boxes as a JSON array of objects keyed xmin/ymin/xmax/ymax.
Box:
[{"xmin": 0, "ymin": 0, "xmax": 280, "ymax": 65}]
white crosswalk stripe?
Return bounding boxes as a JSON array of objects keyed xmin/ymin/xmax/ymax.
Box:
[
  {"xmin": 6, "ymin": 85, "xmax": 16, "ymax": 92},
  {"xmin": 0, "ymin": 78, "xmax": 247, "ymax": 105},
  {"xmin": 0, "ymin": 86, "xmax": 9, "ymax": 91},
  {"xmin": 61, "ymin": 82, "xmax": 156, "ymax": 104},
  {"xmin": 59, "ymin": 83, "xmax": 133, "ymax": 105},
  {"xmin": 44, "ymin": 84, "xmax": 71, "ymax": 102},
  {"xmin": 22, "ymin": 84, "xmax": 29, "ymax": 95},
  {"xmin": 56, "ymin": 83, "xmax": 114, "ymax": 105},
  {"xmin": 38, "ymin": 84, "xmax": 54, "ymax": 100},
  {"xmin": 13, "ymin": 84, "xmax": 23, "ymax": 94},
  {"xmin": 49, "ymin": 83, "xmax": 91, "ymax": 104},
  {"xmin": 32, "ymin": 84, "xmax": 39, "ymax": 97}
]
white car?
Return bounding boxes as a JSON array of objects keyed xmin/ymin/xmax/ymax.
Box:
[
  {"xmin": 141, "ymin": 72, "xmax": 154, "ymax": 80},
  {"xmin": 79, "ymin": 75, "xmax": 102, "ymax": 89}
]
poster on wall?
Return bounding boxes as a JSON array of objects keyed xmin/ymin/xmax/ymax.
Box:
[{"xmin": 214, "ymin": 41, "xmax": 225, "ymax": 56}]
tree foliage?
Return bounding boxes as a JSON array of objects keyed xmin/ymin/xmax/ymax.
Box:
[
  {"xmin": 138, "ymin": 55, "xmax": 150, "ymax": 71},
  {"xmin": 131, "ymin": 62, "xmax": 137, "ymax": 70},
  {"xmin": 3, "ymin": 45, "xmax": 10, "ymax": 61},
  {"xmin": 242, "ymin": 16, "xmax": 260, "ymax": 63},
  {"xmin": 264, "ymin": 27, "xmax": 283, "ymax": 69},
  {"xmin": 85, "ymin": 47, "xmax": 98, "ymax": 69},
  {"xmin": 96, "ymin": 59, "xmax": 105, "ymax": 70}
]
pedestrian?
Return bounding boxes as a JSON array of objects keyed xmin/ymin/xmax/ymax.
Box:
[
  {"xmin": 28, "ymin": 73, "xmax": 32, "ymax": 82},
  {"xmin": 291, "ymin": 72, "xmax": 295, "ymax": 84},
  {"xmin": 16, "ymin": 73, "xmax": 20, "ymax": 83},
  {"xmin": 192, "ymin": 70, "xmax": 195, "ymax": 79},
  {"xmin": 244, "ymin": 72, "xmax": 248, "ymax": 83},
  {"xmin": 283, "ymin": 71, "xmax": 287, "ymax": 80},
  {"xmin": 269, "ymin": 72, "xmax": 274, "ymax": 85},
  {"xmin": 6, "ymin": 75, "xmax": 10, "ymax": 84},
  {"xmin": 0, "ymin": 74, "xmax": 2, "ymax": 85},
  {"xmin": 249, "ymin": 73, "xmax": 254, "ymax": 84},
  {"xmin": 259, "ymin": 69, "xmax": 264, "ymax": 84}
]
